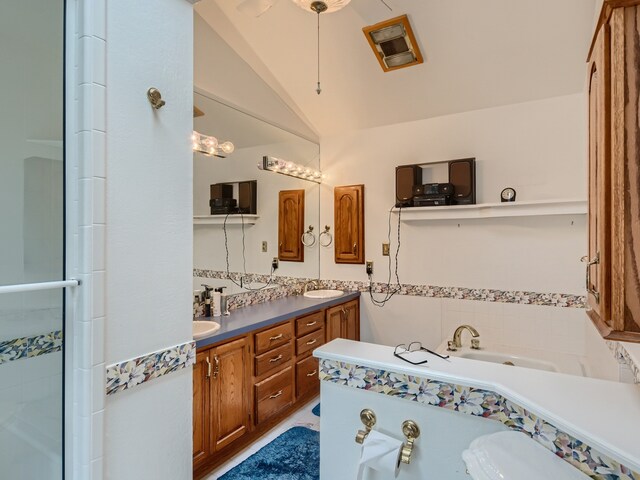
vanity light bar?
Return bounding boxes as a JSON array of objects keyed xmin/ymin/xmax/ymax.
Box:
[
  {"xmin": 259, "ymin": 156, "xmax": 324, "ymax": 184},
  {"xmin": 192, "ymin": 131, "xmax": 235, "ymax": 157}
]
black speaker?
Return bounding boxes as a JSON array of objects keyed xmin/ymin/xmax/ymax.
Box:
[
  {"xmin": 395, "ymin": 165, "xmax": 422, "ymax": 206},
  {"xmin": 448, "ymin": 159, "xmax": 476, "ymax": 205},
  {"xmin": 238, "ymin": 181, "xmax": 257, "ymax": 214},
  {"xmin": 210, "ymin": 183, "xmax": 233, "ymax": 200}
]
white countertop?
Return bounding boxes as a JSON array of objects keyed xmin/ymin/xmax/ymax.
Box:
[{"xmin": 314, "ymin": 339, "xmax": 640, "ymax": 473}]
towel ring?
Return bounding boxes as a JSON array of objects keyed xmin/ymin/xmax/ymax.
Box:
[
  {"xmin": 319, "ymin": 225, "xmax": 333, "ymax": 247},
  {"xmin": 301, "ymin": 225, "xmax": 316, "ymax": 247}
]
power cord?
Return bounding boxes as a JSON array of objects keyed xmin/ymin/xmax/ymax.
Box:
[
  {"xmin": 369, "ymin": 205, "xmax": 402, "ymax": 307},
  {"xmin": 223, "ymin": 212, "xmax": 275, "ymax": 291}
]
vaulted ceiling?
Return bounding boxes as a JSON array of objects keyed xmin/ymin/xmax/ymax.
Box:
[{"xmin": 196, "ymin": 0, "xmax": 597, "ymax": 137}]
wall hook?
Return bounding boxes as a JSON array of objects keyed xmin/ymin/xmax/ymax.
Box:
[
  {"xmin": 147, "ymin": 87, "xmax": 166, "ymax": 109},
  {"xmin": 400, "ymin": 420, "xmax": 420, "ymax": 464},
  {"xmin": 355, "ymin": 408, "xmax": 377, "ymax": 444}
]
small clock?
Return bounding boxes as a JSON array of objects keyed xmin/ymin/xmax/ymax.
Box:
[{"xmin": 501, "ymin": 187, "xmax": 516, "ymax": 202}]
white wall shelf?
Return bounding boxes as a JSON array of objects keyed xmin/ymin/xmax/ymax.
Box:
[
  {"xmin": 394, "ymin": 199, "xmax": 587, "ymax": 222},
  {"xmin": 193, "ymin": 214, "xmax": 259, "ymax": 226}
]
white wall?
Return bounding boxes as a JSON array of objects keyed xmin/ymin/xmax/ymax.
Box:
[
  {"xmin": 194, "ymin": 12, "xmax": 317, "ymax": 142},
  {"xmin": 319, "ymin": 94, "xmax": 589, "ymax": 351},
  {"xmin": 104, "ymin": 1, "xmax": 193, "ymax": 478}
]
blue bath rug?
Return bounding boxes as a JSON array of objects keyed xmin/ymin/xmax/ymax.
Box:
[
  {"xmin": 312, "ymin": 403, "xmax": 320, "ymax": 417},
  {"xmin": 219, "ymin": 426, "xmax": 319, "ymax": 480}
]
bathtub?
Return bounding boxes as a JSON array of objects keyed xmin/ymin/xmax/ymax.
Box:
[
  {"xmin": 436, "ymin": 341, "xmax": 591, "ymax": 377},
  {"xmin": 314, "ymin": 339, "xmax": 640, "ymax": 480}
]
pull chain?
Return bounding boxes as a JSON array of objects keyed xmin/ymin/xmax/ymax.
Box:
[{"xmin": 316, "ymin": 11, "xmax": 321, "ymax": 95}]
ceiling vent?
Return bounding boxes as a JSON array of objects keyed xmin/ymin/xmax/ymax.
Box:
[{"xmin": 363, "ymin": 15, "xmax": 423, "ymax": 72}]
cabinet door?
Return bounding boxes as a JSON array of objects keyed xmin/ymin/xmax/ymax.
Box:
[
  {"xmin": 326, "ymin": 300, "xmax": 360, "ymax": 342},
  {"xmin": 193, "ymin": 351, "xmax": 210, "ymax": 467},
  {"xmin": 334, "ymin": 185, "xmax": 365, "ymax": 264},
  {"xmin": 211, "ymin": 337, "xmax": 251, "ymax": 452},
  {"xmin": 342, "ymin": 299, "xmax": 360, "ymax": 341},
  {"xmin": 278, "ymin": 189, "xmax": 305, "ymax": 262},
  {"xmin": 326, "ymin": 304, "xmax": 344, "ymax": 342},
  {"xmin": 586, "ymin": 24, "xmax": 612, "ymax": 329}
]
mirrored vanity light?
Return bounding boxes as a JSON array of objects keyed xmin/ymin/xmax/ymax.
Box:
[
  {"xmin": 192, "ymin": 131, "xmax": 234, "ymax": 157},
  {"xmin": 259, "ymin": 155, "xmax": 324, "ymax": 184}
]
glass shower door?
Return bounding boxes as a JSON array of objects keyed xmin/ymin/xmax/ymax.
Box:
[{"xmin": 0, "ymin": 1, "xmax": 66, "ymax": 478}]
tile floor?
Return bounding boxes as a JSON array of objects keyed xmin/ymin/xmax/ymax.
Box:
[{"xmin": 205, "ymin": 397, "xmax": 320, "ymax": 479}]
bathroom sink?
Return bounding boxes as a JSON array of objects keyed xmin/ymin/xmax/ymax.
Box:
[
  {"xmin": 303, "ymin": 289, "xmax": 344, "ymax": 299},
  {"xmin": 458, "ymin": 351, "xmax": 558, "ymax": 372},
  {"xmin": 193, "ymin": 321, "xmax": 221, "ymax": 340}
]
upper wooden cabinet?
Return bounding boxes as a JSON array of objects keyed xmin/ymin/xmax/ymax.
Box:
[
  {"xmin": 334, "ymin": 185, "xmax": 365, "ymax": 264},
  {"xmin": 278, "ymin": 189, "xmax": 305, "ymax": 262},
  {"xmin": 587, "ymin": 1, "xmax": 640, "ymax": 342}
]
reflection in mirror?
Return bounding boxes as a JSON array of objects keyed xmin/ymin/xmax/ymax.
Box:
[{"xmin": 193, "ymin": 89, "xmax": 320, "ymax": 296}]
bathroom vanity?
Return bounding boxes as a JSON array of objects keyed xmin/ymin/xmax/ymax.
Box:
[{"xmin": 192, "ymin": 293, "xmax": 360, "ymax": 479}]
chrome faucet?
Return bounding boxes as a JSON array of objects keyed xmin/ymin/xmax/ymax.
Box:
[
  {"xmin": 303, "ymin": 279, "xmax": 320, "ymax": 293},
  {"xmin": 448, "ymin": 325, "xmax": 480, "ymax": 351}
]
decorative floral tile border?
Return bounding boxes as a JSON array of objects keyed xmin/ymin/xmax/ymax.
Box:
[
  {"xmin": 607, "ymin": 341, "xmax": 640, "ymax": 384},
  {"xmin": 0, "ymin": 330, "xmax": 63, "ymax": 365},
  {"xmin": 319, "ymin": 359, "xmax": 639, "ymax": 480},
  {"xmin": 106, "ymin": 341, "xmax": 196, "ymax": 396},
  {"xmin": 194, "ymin": 269, "xmax": 586, "ymax": 309}
]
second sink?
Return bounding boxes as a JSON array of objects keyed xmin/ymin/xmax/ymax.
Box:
[{"xmin": 303, "ymin": 289, "xmax": 344, "ymax": 299}]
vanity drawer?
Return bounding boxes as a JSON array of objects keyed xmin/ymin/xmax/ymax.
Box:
[
  {"xmin": 255, "ymin": 366, "xmax": 293, "ymax": 424},
  {"xmin": 254, "ymin": 322, "xmax": 293, "ymax": 355},
  {"xmin": 295, "ymin": 311, "xmax": 324, "ymax": 337},
  {"xmin": 254, "ymin": 342, "xmax": 292, "ymax": 378},
  {"xmin": 296, "ymin": 327, "xmax": 325, "ymax": 357},
  {"xmin": 296, "ymin": 355, "xmax": 319, "ymax": 399}
]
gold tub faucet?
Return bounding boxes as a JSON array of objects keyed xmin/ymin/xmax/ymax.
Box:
[{"xmin": 448, "ymin": 325, "xmax": 480, "ymax": 351}]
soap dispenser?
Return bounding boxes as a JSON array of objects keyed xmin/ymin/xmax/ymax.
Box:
[
  {"xmin": 201, "ymin": 284, "xmax": 213, "ymax": 317},
  {"xmin": 219, "ymin": 286, "xmax": 230, "ymax": 316},
  {"xmin": 212, "ymin": 287, "xmax": 223, "ymax": 317}
]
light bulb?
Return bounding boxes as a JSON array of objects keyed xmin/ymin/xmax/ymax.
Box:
[
  {"xmin": 204, "ymin": 136, "xmax": 218, "ymax": 148},
  {"xmin": 191, "ymin": 133, "xmax": 197, "ymax": 142},
  {"xmin": 219, "ymin": 141, "xmax": 235, "ymax": 154}
]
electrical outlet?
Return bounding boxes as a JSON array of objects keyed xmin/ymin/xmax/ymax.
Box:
[
  {"xmin": 366, "ymin": 261, "xmax": 374, "ymax": 275},
  {"xmin": 382, "ymin": 243, "xmax": 390, "ymax": 256},
  {"xmin": 272, "ymin": 257, "xmax": 279, "ymax": 270},
  {"xmin": 262, "ymin": 241, "xmax": 268, "ymax": 252}
]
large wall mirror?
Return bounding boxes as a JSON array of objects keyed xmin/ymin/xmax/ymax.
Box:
[{"xmin": 193, "ymin": 89, "xmax": 320, "ymax": 294}]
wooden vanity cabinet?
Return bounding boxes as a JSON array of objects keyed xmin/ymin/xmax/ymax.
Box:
[
  {"xmin": 326, "ymin": 299, "xmax": 360, "ymax": 342},
  {"xmin": 587, "ymin": 1, "xmax": 640, "ymax": 342},
  {"xmin": 193, "ymin": 351, "xmax": 210, "ymax": 468},
  {"xmin": 334, "ymin": 185, "xmax": 365, "ymax": 264},
  {"xmin": 278, "ymin": 189, "xmax": 305, "ymax": 262},
  {"xmin": 192, "ymin": 336, "xmax": 251, "ymax": 470},
  {"xmin": 193, "ymin": 297, "xmax": 359, "ymax": 479}
]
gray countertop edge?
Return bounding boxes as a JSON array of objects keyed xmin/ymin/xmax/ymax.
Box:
[{"xmin": 195, "ymin": 291, "xmax": 361, "ymax": 349}]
